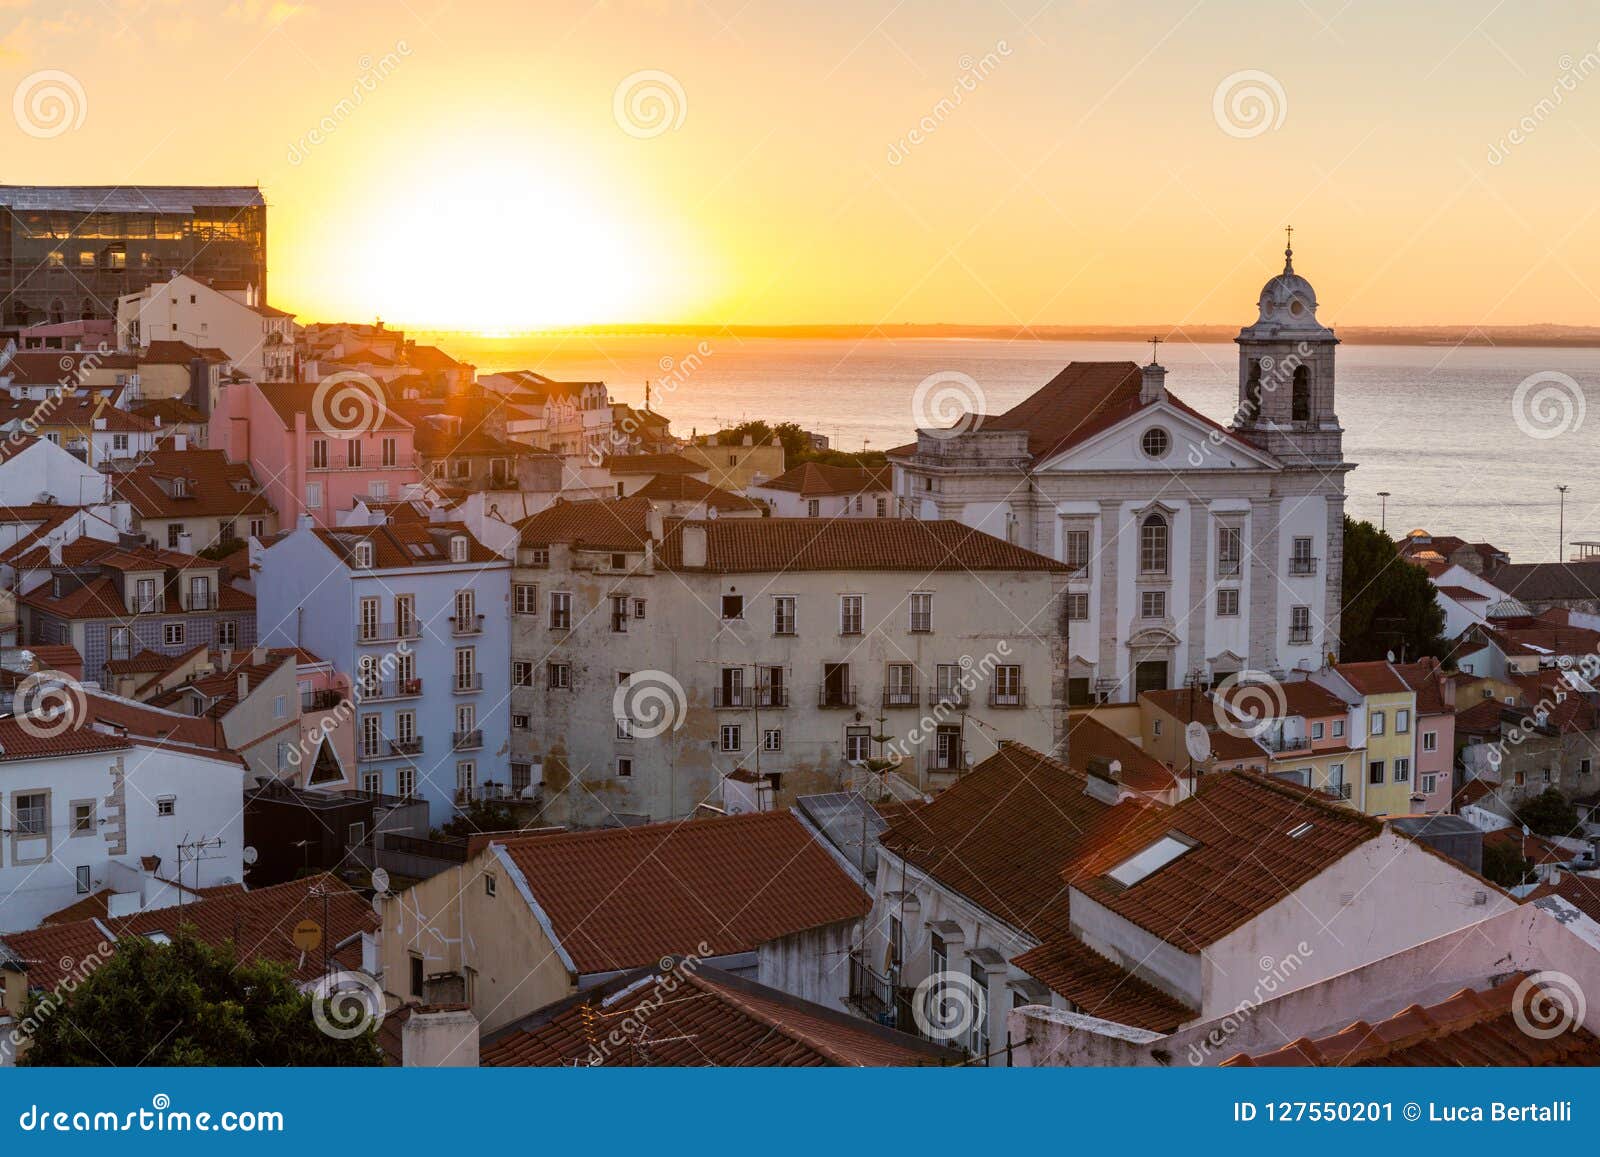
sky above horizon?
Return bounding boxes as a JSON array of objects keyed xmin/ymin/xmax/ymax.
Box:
[{"xmin": 5, "ymin": 1, "xmax": 1600, "ymax": 332}]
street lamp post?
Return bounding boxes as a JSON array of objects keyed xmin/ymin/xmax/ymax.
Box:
[
  {"xmin": 1377, "ymin": 491, "xmax": 1391, "ymax": 534},
  {"xmin": 1558, "ymin": 485, "xmax": 1570, "ymax": 560}
]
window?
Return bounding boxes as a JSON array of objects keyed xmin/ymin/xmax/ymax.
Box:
[
  {"xmin": 455, "ymin": 761, "xmax": 475, "ymax": 798},
  {"xmin": 512, "ymin": 713, "xmax": 530, "ymax": 731},
  {"xmin": 718, "ymin": 667, "xmax": 746, "ymax": 708},
  {"xmin": 410, "ymin": 956, "xmax": 425, "ymax": 998},
  {"xmin": 1141, "ymin": 427, "xmax": 1170, "ymax": 458},
  {"xmin": 396, "ymin": 712, "xmax": 416, "ymax": 745},
  {"xmin": 773, "ymin": 596, "xmax": 796, "ymax": 636},
  {"xmin": 886, "ymin": 663, "xmax": 916, "ymax": 705},
  {"xmin": 273, "ymin": 694, "xmax": 287, "ymax": 719},
  {"xmin": 722, "ymin": 594, "xmax": 745, "ymax": 620},
  {"xmin": 1153, "ymin": 719, "xmax": 1162, "ymax": 737},
  {"xmin": 511, "ymin": 761, "xmax": 532, "ymax": 792},
  {"xmin": 839, "ymin": 595, "xmax": 863, "ymax": 635},
  {"xmin": 1067, "ymin": 677, "xmax": 1093, "ymax": 707},
  {"xmin": 845, "ymin": 727, "xmax": 872, "ymax": 763},
  {"xmin": 992, "ymin": 665, "xmax": 1023, "ymax": 707},
  {"xmin": 1064, "ymin": 529, "xmax": 1091, "ymax": 572},
  {"xmin": 306, "ymin": 481, "xmax": 323, "ymax": 507},
  {"xmin": 1393, "ymin": 757, "xmax": 1410, "ymax": 782},
  {"xmin": 547, "ymin": 662, "xmax": 571, "ymax": 689},
  {"xmin": 854, "ymin": 496, "xmax": 863, "ymax": 513},
  {"xmin": 1333, "ymin": 719, "xmax": 1345, "ymax": 738},
  {"xmin": 1368, "ymin": 760, "xmax": 1385, "ymax": 785},
  {"xmin": 1066, "ymin": 592, "xmax": 1089, "ymax": 621},
  {"xmin": 346, "ymin": 439, "xmax": 362, "ymax": 468},
  {"xmin": 762, "ymin": 729, "xmax": 782, "ymax": 752},
  {"xmin": 348, "ymin": 821, "xmax": 366, "ymax": 846},
  {"xmin": 157, "ymin": 796, "xmax": 176, "ymax": 817},
  {"xmin": 1583, "ymin": 759, "xmax": 1594, "ymax": 776},
  {"xmin": 514, "ymin": 584, "xmax": 538, "ymax": 615},
  {"xmin": 616, "ymin": 757, "xmax": 633, "ymax": 778},
  {"xmin": 1423, "ymin": 731, "xmax": 1438, "ymax": 752},
  {"xmin": 382, "ymin": 437, "xmax": 397, "ymax": 467},
  {"xmin": 454, "ymin": 647, "xmax": 477, "ymax": 692},
  {"xmin": 1140, "ymin": 514, "xmax": 1168, "ymax": 574},
  {"xmin": 633, "ymin": 599, "xmax": 646, "ymax": 619},
  {"xmin": 1395, "ymin": 708, "xmax": 1411, "ymax": 734},
  {"xmin": 1289, "ymin": 605, "xmax": 1311, "ymax": 642},
  {"xmin": 876, "ymin": 497, "xmax": 887, "ymax": 517},
  {"xmin": 450, "ymin": 536, "xmax": 469, "ymax": 563},
  {"xmin": 164, "ymin": 623, "xmax": 185, "ymax": 646},
  {"xmin": 76, "ymin": 865, "xmax": 92, "ymax": 894},
  {"xmin": 12, "ymin": 793, "xmax": 46, "ymax": 835},
  {"xmin": 610, "ymin": 594, "xmax": 629, "ymax": 633},
  {"xmin": 1291, "ymin": 365, "xmax": 1311, "ymax": 422},
  {"xmin": 484, "ymin": 874, "xmax": 496, "ymax": 898},
  {"xmin": 249, "ymin": 518, "xmax": 265, "ymax": 538},
  {"xmin": 1370, "ymin": 711, "xmax": 1385, "ymax": 736},
  {"xmin": 1216, "ymin": 588, "xmax": 1239, "ymax": 616},
  {"xmin": 550, "ymin": 591, "xmax": 572, "ymax": 630},
  {"xmin": 513, "ymin": 661, "xmax": 534, "ymax": 687},
  {"xmin": 354, "ymin": 542, "xmax": 373, "ymax": 568},
  {"xmin": 909, "ymin": 592, "xmax": 933, "ymax": 633},
  {"xmin": 396, "ymin": 767, "xmax": 416, "ymax": 799},
  {"xmin": 71, "ymin": 801, "xmax": 95, "ymax": 835},
  {"xmin": 110, "ymin": 627, "xmax": 133, "ymax": 659},
  {"xmin": 807, "ymin": 499, "xmax": 820, "ymax": 518},
  {"xmin": 1291, "ymin": 536, "xmax": 1316, "ymax": 574},
  {"xmin": 720, "ymin": 724, "xmax": 742, "ymax": 752},
  {"xmin": 113, "ymin": 434, "xmax": 129, "ymax": 452},
  {"xmin": 1140, "ymin": 590, "xmax": 1166, "ymax": 619},
  {"xmin": 311, "ymin": 439, "xmax": 328, "ymax": 469},
  {"xmin": 759, "ymin": 666, "xmax": 786, "ymax": 707},
  {"xmin": 1107, "ymin": 834, "xmax": 1194, "ymax": 886},
  {"xmin": 1421, "ymin": 773, "xmax": 1437, "ymax": 794},
  {"xmin": 167, "ymin": 523, "xmax": 185, "ymax": 548},
  {"xmin": 1311, "ymin": 721, "xmax": 1324, "ymax": 740}
]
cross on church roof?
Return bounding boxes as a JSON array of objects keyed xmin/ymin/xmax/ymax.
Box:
[
  {"xmin": 1284, "ymin": 225, "xmax": 1295, "ymax": 273},
  {"xmin": 1149, "ymin": 335, "xmax": 1161, "ymax": 365}
]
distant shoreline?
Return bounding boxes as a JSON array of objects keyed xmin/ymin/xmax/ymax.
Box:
[{"xmin": 413, "ymin": 323, "xmax": 1600, "ymax": 349}]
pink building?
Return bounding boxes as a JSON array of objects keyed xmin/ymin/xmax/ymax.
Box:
[
  {"xmin": 209, "ymin": 380, "xmax": 421, "ymax": 527},
  {"xmin": 1396, "ymin": 658, "xmax": 1457, "ymax": 814}
]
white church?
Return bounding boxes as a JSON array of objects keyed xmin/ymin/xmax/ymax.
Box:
[{"xmin": 888, "ymin": 241, "xmax": 1350, "ymax": 702}]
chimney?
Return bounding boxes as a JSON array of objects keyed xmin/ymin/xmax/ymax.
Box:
[
  {"xmin": 237, "ymin": 672, "xmax": 249, "ymax": 700},
  {"xmin": 48, "ymin": 538, "xmax": 61, "ymax": 565},
  {"xmin": 1140, "ymin": 362, "xmax": 1167, "ymax": 405},
  {"xmin": 681, "ymin": 524, "xmax": 707, "ymax": 569},
  {"xmin": 1084, "ymin": 757, "xmax": 1129, "ymax": 804},
  {"xmin": 297, "ymin": 513, "xmax": 314, "ymax": 532},
  {"xmin": 645, "ymin": 509, "xmax": 664, "ymax": 542},
  {"xmin": 174, "ymin": 432, "xmax": 187, "ymax": 451},
  {"xmin": 177, "ymin": 533, "xmax": 193, "ymax": 555},
  {"xmin": 401, "ymin": 1006, "xmax": 479, "ymax": 1068}
]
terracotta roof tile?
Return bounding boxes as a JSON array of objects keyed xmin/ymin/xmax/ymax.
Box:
[
  {"xmin": 1332, "ymin": 661, "xmax": 1412, "ymax": 697},
  {"xmin": 655, "ymin": 517, "xmax": 1067, "ymax": 573},
  {"xmin": 1526, "ymin": 874, "xmax": 1600, "ymax": 922},
  {"xmin": 493, "ymin": 810, "xmax": 867, "ymax": 974},
  {"xmin": 755, "ymin": 462, "xmax": 891, "ymax": 497},
  {"xmin": 481, "ymin": 965, "xmax": 952, "ymax": 1067},
  {"xmin": 635, "ymin": 473, "xmax": 762, "ymax": 512},
  {"xmin": 603, "ymin": 452, "xmax": 706, "ymax": 476},
  {"xmin": 111, "ymin": 449, "xmax": 273, "ymax": 520}
]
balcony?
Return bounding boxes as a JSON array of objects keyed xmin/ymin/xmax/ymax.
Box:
[
  {"xmin": 453, "ymin": 673, "xmax": 484, "ymax": 694},
  {"xmin": 1260, "ymin": 733, "xmax": 1310, "ymax": 755},
  {"xmin": 926, "ymin": 688, "xmax": 971, "ymax": 710},
  {"xmin": 1217, "ymin": 560, "xmax": 1242, "ymax": 578},
  {"xmin": 757, "ymin": 687, "xmax": 790, "ymax": 709},
  {"xmin": 881, "ymin": 687, "xmax": 920, "ymax": 709},
  {"xmin": 1324, "ymin": 782, "xmax": 1353, "ymax": 801},
  {"xmin": 301, "ymin": 689, "xmax": 344, "ymax": 711},
  {"xmin": 360, "ymin": 678, "xmax": 423, "ymax": 702},
  {"xmin": 988, "ymin": 687, "xmax": 1026, "ymax": 709},
  {"xmin": 450, "ymin": 613, "xmax": 485, "ymax": 636},
  {"xmin": 186, "ymin": 594, "xmax": 214, "ymax": 612},
  {"xmin": 357, "ymin": 622, "xmax": 421, "ymax": 645},
  {"xmin": 714, "ymin": 687, "xmax": 750, "ymax": 708},
  {"xmin": 452, "ymin": 729, "xmax": 483, "ymax": 751},
  {"xmin": 926, "ymin": 751, "xmax": 970, "ymax": 773},
  {"xmin": 1289, "ymin": 556, "xmax": 1319, "ymax": 577},
  {"xmin": 389, "ymin": 738, "xmax": 423, "ymax": 757},
  {"xmin": 357, "ymin": 745, "xmax": 388, "ymax": 763},
  {"xmin": 818, "ymin": 684, "xmax": 858, "ymax": 709},
  {"xmin": 1288, "ymin": 629, "xmax": 1313, "ymax": 645}
]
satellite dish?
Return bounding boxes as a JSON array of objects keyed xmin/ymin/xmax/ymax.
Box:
[
  {"xmin": 1386, "ymin": 650, "xmax": 1396, "ymax": 663},
  {"xmin": 242, "ymin": 846, "xmax": 258, "ymax": 865},
  {"xmin": 370, "ymin": 867, "xmax": 390, "ymax": 895},
  {"xmin": 1184, "ymin": 721, "xmax": 1212, "ymax": 764}
]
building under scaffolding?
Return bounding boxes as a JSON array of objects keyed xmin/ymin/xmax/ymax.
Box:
[{"xmin": 0, "ymin": 185, "xmax": 266, "ymax": 330}]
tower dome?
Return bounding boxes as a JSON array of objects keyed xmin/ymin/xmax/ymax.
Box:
[{"xmin": 1241, "ymin": 231, "xmax": 1334, "ymax": 340}]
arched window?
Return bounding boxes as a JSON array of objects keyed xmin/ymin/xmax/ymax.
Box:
[
  {"xmin": 1292, "ymin": 365, "xmax": 1311, "ymax": 422},
  {"xmin": 1242, "ymin": 359, "xmax": 1263, "ymax": 422},
  {"xmin": 1140, "ymin": 513, "xmax": 1169, "ymax": 575},
  {"xmin": 79, "ymin": 298, "xmax": 95, "ymax": 321},
  {"xmin": 48, "ymin": 298, "xmax": 65, "ymax": 325}
]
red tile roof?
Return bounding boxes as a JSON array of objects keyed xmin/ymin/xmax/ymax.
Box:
[
  {"xmin": 1009, "ymin": 935, "xmax": 1193, "ymax": 1033},
  {"xmin": 1068, "ymin": 715, "xmax": 1176, "ymax": 793},
  {"xmin": 491, "ymin": 810, "xmax": 868, "ymax": 974},
  {"xmin": 603, "ymin": 452, "xmax": 706, "ymax": 476},
  {"xmin": 0, "ymin": 714, "xmax": 131, "ymax": 762},
  {"xmin": 21, "ymin": 574, "xmax": 253, "ymax": 621},
  {"xmin": 516, "ymin": 497, "xmax": 653, "ymax": 551},
  {"xmin": 1221, "ymin": 977, "xmax": 1600, "ymax": 1066},
  {"xmin": 1332, "ymin": 661, "xmax": 1412, "ymax": 697},
  {"xmin": 481, "ymin": 965, "xmax": 952, "ymax": 1067},
  {"xmin": 755, "ymin": 462, "xmax": 891, "ymax": 497},
  {"xmin": 1526, "ymin": 874, "xmax": 1600, "ymax": 922},
  {"xmin": 255, "ymin": 382, "xmax": 412, "ymax": 431},
  {"xmin": 656, "ymin": 517, "xmax": 1068, "ymax": 573},
  {"xmin": 311, "ymin": 520, "xmax": 500, "ymax": 569},
  {"xmin": 1065, "ymin": 772, "xmax": 1382, "ymax": 953},
  {"xmin": 111, "ymin": 449, "xmax": 273, "ymax": 519},
  {"xmin": 635, "ymin": 473, "xmax": 762, "ymax": 512}
]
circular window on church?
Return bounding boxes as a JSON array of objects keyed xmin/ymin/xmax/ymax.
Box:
[
  {"xmin": 1290, "ymin": 298, "xmax": 1305, "ymax": 315},
  {"xmin": 1141, "ymin": 427, "xmax": 1170, "ymax": 459}
]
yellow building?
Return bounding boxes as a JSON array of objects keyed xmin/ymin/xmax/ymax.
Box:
[
  {"xmin": 1319, "ymin": 662, "xmax": 1420, "ymax": 817},
  {"xmin": 681, "ymin": 433, "xmax": 785, "ymax": 491}
]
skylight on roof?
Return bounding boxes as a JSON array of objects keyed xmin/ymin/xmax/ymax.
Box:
[
  {"xmin": 1106, "ymin": 833, "xmax": 1194, "ymax": 887},
  {"xmin": 1287, "ymin": 821, "xmax": 1315, "ymax": 839}
]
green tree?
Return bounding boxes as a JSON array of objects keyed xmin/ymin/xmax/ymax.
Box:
[
  {"xmin": 714, "ymin": 420, "xmax": 887, "ymax": 468},
  {"xmin": 20, "ymin": 928, "xmax": 381, "ymax": 1066},
  {"xmin": 1482, "ymin": 840, "xmax": 1536, "ymax": 889},
  {"xmin": 1515, "ymin": 787, "xmax": 1581, "ymax": 838},
  {"xmin": 1339, "ymin": 517, "xmax": 1448, "ymax": 662}
]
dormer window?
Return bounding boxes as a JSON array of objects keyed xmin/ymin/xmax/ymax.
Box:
[
  {"xmin": 354, "ymin": 542, "xmax": 374, "ymax": 568},
  {"xmin": 172, "ymin": 478, "xmax": 187, "ymax": 498},
  {"xmin": 450, "ymin": 535, "xmax": 468, "ymax": 563}
]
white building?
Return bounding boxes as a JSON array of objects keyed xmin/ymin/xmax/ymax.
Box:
[
  {"xmin": 0, "ymin": 436, "xmax": 111, "ymax": 506},
  {"xmin": 747, "ymin": 463, "xmax": 894, "ymax": 519},
  {"xmin": 117, "ymin": 274, "xmax": 294, "ymax": 384},
  {"xmin": 0, "ymin": 692, "xmax": 246, "ymax": 932},
  {"xmin": 510, "ymin": 497, "xmax": 1071, "ymax": 828},
  {"xmin": 890, "ymin": 244, "xmax": 1349, "ymax": 701}
]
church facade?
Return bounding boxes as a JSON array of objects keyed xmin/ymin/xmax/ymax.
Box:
[{"xmin": 888, "ymin": 244, "xmax": 1351, "ymax": 701}]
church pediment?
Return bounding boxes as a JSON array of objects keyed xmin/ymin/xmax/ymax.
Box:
[{"xmin": 1032, "ymin": 399, "xmax": 1280, "ymax": 475}]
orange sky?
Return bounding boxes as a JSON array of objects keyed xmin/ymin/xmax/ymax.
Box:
[{"xmin": 6, "ymin": 1, "xmax": 1600, "ymax": 330}]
